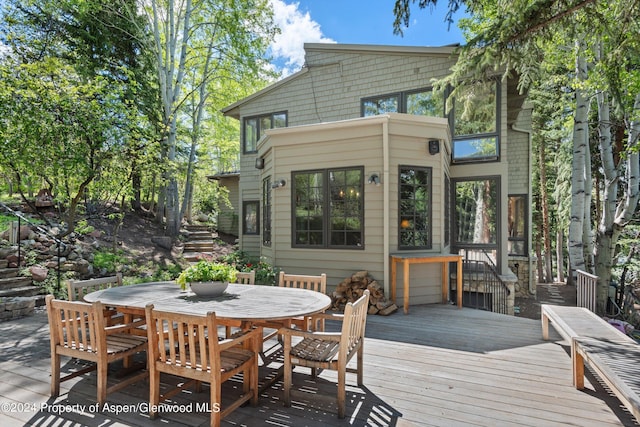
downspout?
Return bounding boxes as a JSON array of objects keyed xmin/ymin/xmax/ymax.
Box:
[
  {"xmin": 383, "ymin": 118, "xmax": 390, "ymax": 295},
  {"xmin": 511, "ymin": 123, "xmax": 535, "ymax": 294}
]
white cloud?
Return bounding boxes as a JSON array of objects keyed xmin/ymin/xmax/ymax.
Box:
[{"xmin": 268, "ymin": 0, "xmax": 335, "ymax": 76}]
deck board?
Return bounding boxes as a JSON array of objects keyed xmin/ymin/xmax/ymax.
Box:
[{"xmin": 0, "ymin": 305, "xmax": 638, "ymax": 426}]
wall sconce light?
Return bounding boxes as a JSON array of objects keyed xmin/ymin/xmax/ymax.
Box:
[
  {"xmin": 255, "ymin": 157, "xmax": 265, "ymax": 169},
  {"xmin": 271, "ymin": 179, "xmax": 286, "ymax": 189},
  {"xmin": 428, "ymin": 139, "xmax": 440, "ymax": 155},
  {"xmin": 367, "ymin": 173, "xmax": 381, "ymax": 186}
]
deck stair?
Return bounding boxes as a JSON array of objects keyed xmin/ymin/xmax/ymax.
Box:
[{"xmin": 182, "ymin": 224, "xmax": 216, "ymax": 263}]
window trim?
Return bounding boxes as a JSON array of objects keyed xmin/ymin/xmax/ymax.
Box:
[
  {"xmin": 291, "ymin": 166, "xmax": 365, "ymax": 249},
  {"xmin": 242, "ymin": 111, "xmax": 288, "ymax": 154},
  {"xmin": 262, "ymin": 177, "xmax": 272, "ymax": 246},
  {"xmin": 451, "ymin": 80, "xmax": 501, "ymax": 164},
  {"xmin": 398, "ymin": 165, "xmax": 433, "ymax": 250},
  {"xmin": 508, "ymin": 194, "xmax": 528, "ymax": 256},
  {"xmin": 360, "ymin": 87, "xmax": 445, "ymax": 117},
  {"xmin": 242, "ymin": 200, "xmax": 260, "ymax": 235}
]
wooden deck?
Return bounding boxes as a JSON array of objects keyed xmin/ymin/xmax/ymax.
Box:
[{"xmin": 1, "ymin": 304, "xmax": 638, "ymax": 426}]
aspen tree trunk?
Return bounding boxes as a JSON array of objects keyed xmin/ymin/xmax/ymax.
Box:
[
  {"xmin": 567, "ymin": 42, "xmax": 589, "ymax": 279},
  {"xmin": 538, "ymin": 138, "xmax": 553, "ymax": 282},
  {"xmin": 594, "ymin": 91, "xmax": 640, "ymax": 313}
]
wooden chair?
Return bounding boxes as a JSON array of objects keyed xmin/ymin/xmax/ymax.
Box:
[
  {"xmin": 281, "ymin": 290, "xmax": 370, "ymax": 418},
  {"xmin": 67, "ymin": 274, "xmax": 126, "ymax": 327},
  {"xmin": 45, "ymin": 295, "xmax": 148, "ymax": 405},
  {"xmin": 234, "ymin": 270, "xmax": 255, "ymax": 284},
  {"xmin": 145, "ymin": 304, "xmax": 260, "ymax": 427},
  {"xmin": 278, "ymin": 271, "xmax": 327, "ymax": 331},
  {"xmin": 67, "ymin": 273, "xmax": 123, "ymax": 301}
]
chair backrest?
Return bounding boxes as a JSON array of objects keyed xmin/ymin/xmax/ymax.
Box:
[
  {"xmin": 339, "ymin": 290, "xmax": 370, "ymax": 358},
  {"xmin": 278, "ymin": 272, "xmax": 327, "ymax": 293},
  {"xmin": 235, "ymin": 270, "xmax": 255, "ymax": 285},
  {"xmin": 145, "ymin": 304, "xmax": 221, "ymax": 378},
  {"xmin": 67, "ymin": 273, "xmax": 123, "ymax": 301},
  {"xmin": 46, "ymin": 295, "xmax": 107, "ymax": 356}
]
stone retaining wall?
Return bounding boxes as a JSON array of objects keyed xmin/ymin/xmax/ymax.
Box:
[{"xmin": 0, "ymin": 297, "xmax": 36, "ymax": 321}]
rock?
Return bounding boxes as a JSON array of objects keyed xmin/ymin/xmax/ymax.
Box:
[
  {"xmin": 152, "ymin": 235, "xmax": 174, "ymax": 250},
  {"xmin": 30, "ymin": 265, "xmax": 49, "ymax": 282}
]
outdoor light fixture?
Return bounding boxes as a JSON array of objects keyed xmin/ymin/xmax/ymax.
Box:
[
  {"xmin": 255, "ymin": 157, "xmax": 265, "ymax": 169},
  {"xmin": 271, "ymin": 179, "xmax": 286, "ymax": 189},
  {"xmin": 428, "ymin": 139, "xmax": 440, "ymax": 155},
  {"xmin": 367, "ymin": 173, "xmax": 381, "ymax": 186}
]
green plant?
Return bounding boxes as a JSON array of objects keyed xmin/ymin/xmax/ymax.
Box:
[
  {"xmin": 75, "ymin": 219, "xmax": 95, "ymax": 235},
  {"xmin": 93, "ymin": 249, "xmax": 129, "ymax": 273},
  {"xmin": 175, "ymin": 261, "xmax": 238, "ymax": 290},
  {"xmin": 218, "ymin": 251, "xmax": 279, "ymax": 285}
]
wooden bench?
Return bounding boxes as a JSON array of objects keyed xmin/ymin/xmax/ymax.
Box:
[{"xmin": 541, "ymin": 304, "xmax": 640, "ymax": 421}]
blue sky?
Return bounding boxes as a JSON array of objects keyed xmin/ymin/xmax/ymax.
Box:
[{"xmin": 268, "ymin": 0, "xmax": 468, "ymax": 75}]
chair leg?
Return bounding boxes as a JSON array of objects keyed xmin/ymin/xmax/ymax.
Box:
[
  {"xmin": 50, "ymin": 353, "xmax": 60, "ymax": 398},
  {"xmin": 211, "ymin": 380, "xmax": 221, "ymax": 427},
  {"xmin": 149, "ymin": 370, "xmax": 160, "ymax": 419},
  {"xmin": 97, "ymin": 360, "xmax": 108, "ymax": 405},
  {"xmin": 357, "ymin": 346, "xmax": 364, "ymax": 386},
  {"xmin": 337, "ymin": 365, "xmax": 346, "ymax": 418},
  {"xmin": 283, "ymin": 338, "xmax": 292, "ymax": 407}
]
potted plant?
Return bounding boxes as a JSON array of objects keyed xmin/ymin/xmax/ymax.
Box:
[{"xmin": 176, "ymin": 261, "xmax": 238, "ymax": 297}]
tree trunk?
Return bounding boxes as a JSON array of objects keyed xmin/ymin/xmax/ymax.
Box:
[
  {"xmin": 556, "ymin": 230, "xmax": 565, "ymax": 283},
  {"xmin": 539, "ymin": 136, "xmax": 553, "ymax": 282},
  {"xmin": 567, "ymin": 42, "xmax": 589, "ymax": 279}
]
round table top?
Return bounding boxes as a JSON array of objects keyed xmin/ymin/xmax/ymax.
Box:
[{"xmin": 84, "ymin": 281, "xmax": 332, "ymax": 321}]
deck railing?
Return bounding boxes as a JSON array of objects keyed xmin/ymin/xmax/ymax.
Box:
[
  {"xmin": 576, "ymin": 269, "xmax": 597, "ymax": 312},
  {"xmin": 456, "ymin": 249, "xmax": 510, "ymax": 315}
]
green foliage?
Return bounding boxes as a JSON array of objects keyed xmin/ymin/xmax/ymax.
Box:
[
  {"xmin": 218, "ymin": 250, "xmax": 279, "ymax": 285},
  {"xmin": 175, "ymin": 261, "xmax": 238, "ymax": 290},
  {"xmin": 75, "ymin": 220, "xmax": 95, "ymax": 235},
  {"xmin": 93, "ymin": 250, "xmax": 129, "ymax": 273}
]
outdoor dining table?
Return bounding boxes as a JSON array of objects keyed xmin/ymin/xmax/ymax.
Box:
[
  {"xmin": 83, "ymin": 281, "xmax": 332, "ymax": 325},
  {"xmin": 84, "ymin": 281, "xmax": 333, "ymax": 392}
]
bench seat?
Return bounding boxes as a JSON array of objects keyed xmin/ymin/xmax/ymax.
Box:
[{"xmin": 541, "ymin": 304, "xmax": 639, "ymax": 422}]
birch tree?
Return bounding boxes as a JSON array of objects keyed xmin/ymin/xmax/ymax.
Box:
[{"xmin": 120, "ymin": 0, "xmax": 276, "ymax": 237}]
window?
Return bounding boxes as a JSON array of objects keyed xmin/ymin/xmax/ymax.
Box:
[
  {"xmin": 452, "ymin": 81, "xmax": 499, "ymax": 162},
  {"xmin": 243, "ymin": 201, "xmax": 259, "ymax": 235},
  {"xmin": 262, "ymin": 177, "xmax": 272, "ymax": 246},
  {"xmin": 399, "ymin": 166, "xmax": 432, "ymax": 249},
  {"xmin": 508, "ymin": 195, "xmax": 527, "ymax": 256},
  {"xmin": 243, "ymin": 112, "xmax": 287, "ymax": 153},
  {"xmin": 293, "ymin": 167, "xmax": 364, "ymax": 248},
  {"xmin": 362, "ymin": 88, "xmax": 444, "ymax": 117},
  {"xmin": 453, "ymin": 177, "xmax": 499, "ymax": 246}
]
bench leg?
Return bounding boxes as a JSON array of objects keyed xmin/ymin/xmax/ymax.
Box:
[
  {"xmin": 572, "ymin": 341, "xmax": 585, "ymax": 389},
  {"xmin": 541, "ymin": 312, "xmax": 549, "ymax": 340}
]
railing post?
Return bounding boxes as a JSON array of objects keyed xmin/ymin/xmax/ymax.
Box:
[{"xmin": 576, "ymin": 269, "xmax": 598, "ymax": 312}]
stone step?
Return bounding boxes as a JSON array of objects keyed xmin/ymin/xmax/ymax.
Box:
[
  {"xmin": 0, "ymin": 296, "xmax": 38, "ymax": 321},
  {"xmin": 0, "ymin": 259, "xmax": 7, "ymax": 269},
  {"xmin": 0, "ymin": 285, "xmax": 42, "ymax": 299},
  {"xmin": 187, "ymin": 231, "xmax": 213, "ymax": 241},
  {"xmin": 0, "ymin": 268, "xmax": 19, "ymax": 279},
  {"xmin": 182, "ymin": 252, "xmax": 213, "ymax": 263},
  {"xmin": 0, "ymin": 276, "xmax": 34, "ymax": 290},
  {"xmin": 184, "ymin": 242, "xmax": 214, "ymax": 251},
  {"xmin": 185, "ymin": 225, "xmax": 212, "ymax": 232}
]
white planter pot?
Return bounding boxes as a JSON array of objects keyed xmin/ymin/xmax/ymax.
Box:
[{"xmin": 189, "ymin": 281, "xmax": 228, "ymax": 297}]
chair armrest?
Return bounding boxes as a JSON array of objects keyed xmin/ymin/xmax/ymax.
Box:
[
  {"xmin": 310, "ymin": 312, "xmax": 344, "ymax": 322},
  {"xmin": 105, "ymin": 318, "xmax": 146, "ymax": 335},
  {"xmin": 218, "ymin": 326, "xmax": 262, "ymax": 351},
  {"xmin": 279, "ymin": 327, "xmax": 342, "ymax": 342}
]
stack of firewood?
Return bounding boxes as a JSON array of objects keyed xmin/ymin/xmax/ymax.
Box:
[{"xmin": 331, "ymin": 270, "xmax": 398, "ymax": 315}]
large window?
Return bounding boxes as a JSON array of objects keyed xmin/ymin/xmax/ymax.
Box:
[
  {"xmin": 452, "ymin": 81, "xmax": 499, "ymax": 162},
  {"xmin": 398, "ymin": 166, "xmax": 432, "ymax": 249},
  {"xmin": 453, "ymin": 177, "xmax": 499, "ymax": 246},
  {"xmin": 293, "ymin": 167, "xmax": 364, "ymax": 249},
  {"xmin": 243, "ymin": 112, "xmax": 287, "ymax": 153},
  {"xmin": 362, "ymin": 88, "xmax": 444, "ymax": 118},
  {"xmin": 508, "ymin": 195, "xmax": 527, "ymax": 256},
  {"xmin": 262, "ymin": 177, "xmax": 272, "ymax": 246}
]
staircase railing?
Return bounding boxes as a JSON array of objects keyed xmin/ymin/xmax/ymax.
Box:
[
  {"xmin": 457, "ymin": 249, "xmax": 510, "ymax": 315},
  {"xmin": 576, "ymin": 269, "xmax": 597, "ymax": 312},
  {"xmin": 0, "ymin": 202, "xmax": 65, "ymax": 292}
]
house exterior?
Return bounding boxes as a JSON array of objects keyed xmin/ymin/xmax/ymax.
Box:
[{"xmin": 221, "ymin": 43, "xmax": 534, "ymax": 312}]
